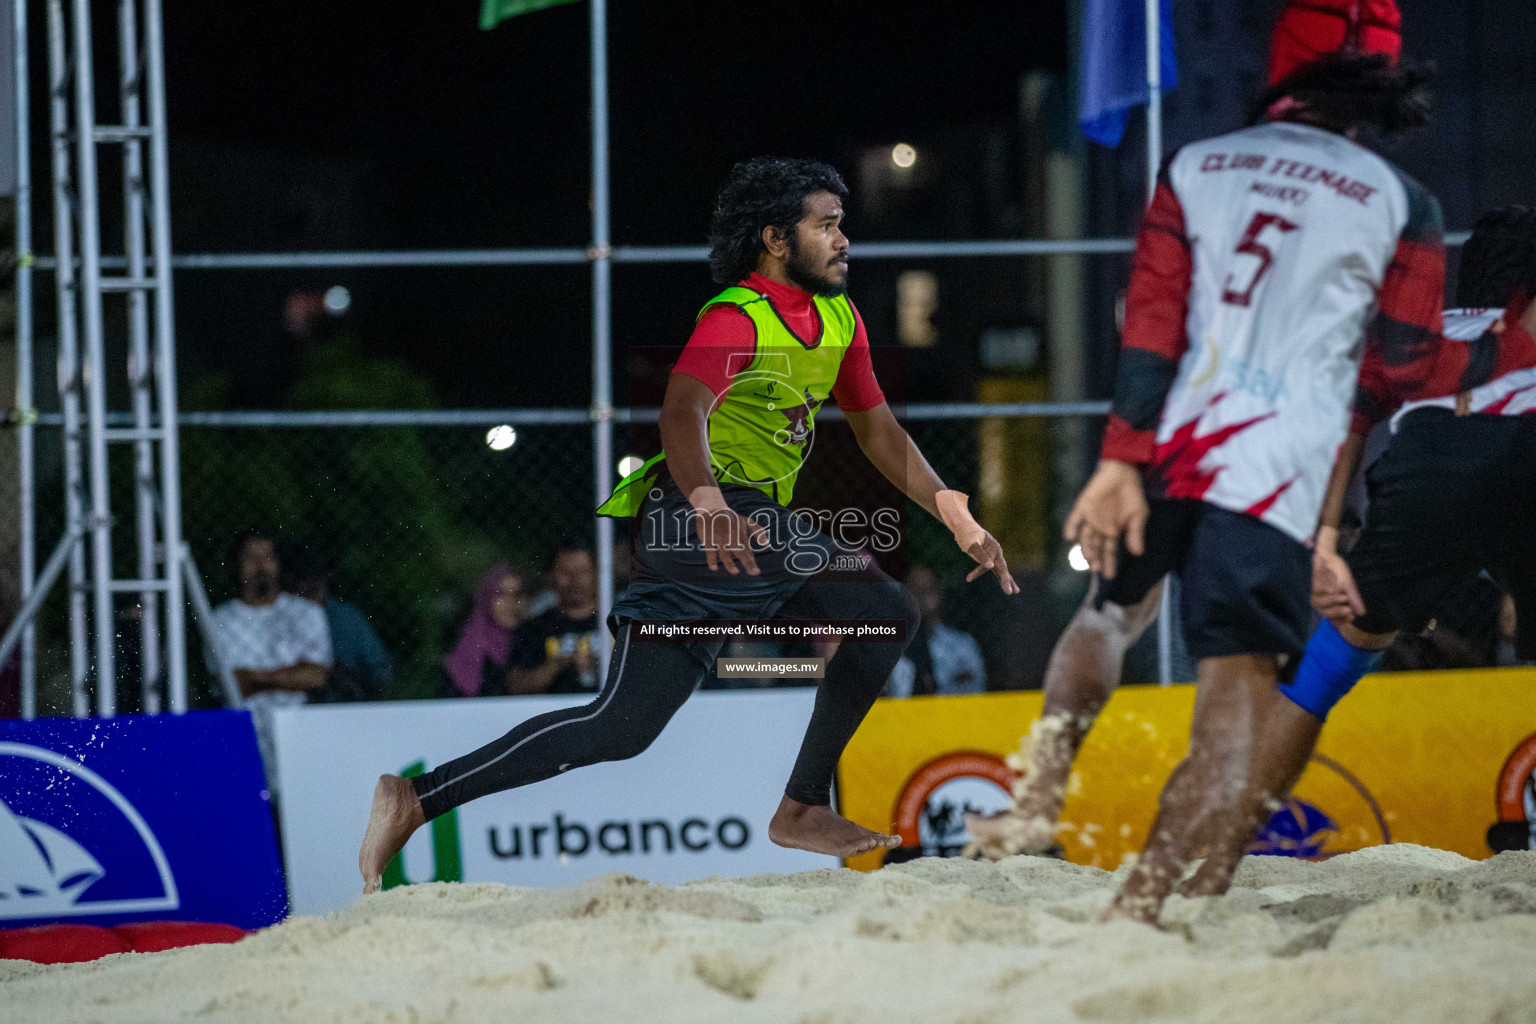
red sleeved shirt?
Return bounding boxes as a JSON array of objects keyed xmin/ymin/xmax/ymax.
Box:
[
  {"xmin": 1106, "ymin": 153, "xmax": 1536, "ymax": 458},
  {"xmin": 1093, "ymin": 125, "xmax": 1529, "ymax": 543},
  {"xmin": 671, "ymin": 271, "xmax": 886, "ymax": 413},
  {"xmin": 1100, "ymin": 172, "xmax": 1192, "ymax": 465},
  {"xmin": 1351, "ymin": 232, "xmax": 1536, "ymax": 431},
  {"xmin": 1357, "ymin": 292, "xmax": 1536, "ymax": 430},
  {"xmin": 1349, "ymin": 196, "xmax": 1449, "ymax": 434}
]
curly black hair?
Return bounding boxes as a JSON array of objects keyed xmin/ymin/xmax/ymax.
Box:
[
  {"xmin": 707, "ymin": 158, "xmax": 848, "ymax": 286},
  {"xmin": 1458, "ymin": 206, "xmax": 1536, "ymax": 309},
  {"xmin": 1252, "ymin": 50, "xmax": 1435, "ymax": 136}
]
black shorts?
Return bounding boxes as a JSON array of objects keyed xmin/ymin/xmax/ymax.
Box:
[
  {"xmin": 1348, "ymin": 409, "xmax": 1536, "ymax": 659},
  {"xmin": 1094, "ymin": 498, "xmax": 1313, "ymax": 663},
  {"xmin": 607, "ymin": 468, "xmax": 874, "ymax": 664}
]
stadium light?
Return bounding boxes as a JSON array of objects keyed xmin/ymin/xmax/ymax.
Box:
[
  {"xmin": 891, "ymin": 143, "xmax": 917, "ymax": 169},
  {"xmin": 485, "ymin": 425, "xmax": 517, "ymax": 451},
  {"xmin": 1068, "ymin": 544, "xmax": 1090, "ymax": 572},
  {"xmin": 323, "ymin": 285, "xmax": 352, "ymax": 315},
  {"xmin": 617, "ymin": 455, "xmax": 643, "ymax": 477}
]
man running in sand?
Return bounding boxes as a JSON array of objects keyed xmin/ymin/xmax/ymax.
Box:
[
  {"xmin": 969, "ymin": 46, "xmax": 1443, "ymax": 923},
  {"xmin": 361, "ymin": 157, "xmax": 1018, "ymax": 891},
  {"xmin": 1162, "ymin": 207, "xmax": 1536, "ymax": 896}
]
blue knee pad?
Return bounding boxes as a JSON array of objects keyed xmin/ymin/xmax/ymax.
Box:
[{"xmin": 1280, "ymin": 620, "xmax": 1383, "ymax": 721}]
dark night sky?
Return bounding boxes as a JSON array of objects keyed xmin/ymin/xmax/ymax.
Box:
[
  {"xmin": 29, "ymin": 2, "xmax": 1536, "ymax": 413},
  {"xmin": 164, "ymin": 1, "xmax": 1067, "ymax": 247},
  {"xmin": 24, "ymin": 2, "xmax": 1536, "ymax": 414},
  {"xmin": 103, "ymin": 1, "xmax": 1068, "ymax": 411}
]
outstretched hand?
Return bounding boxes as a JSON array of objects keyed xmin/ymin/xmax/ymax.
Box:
[
  {"xmin": 1063, "ymin": 460, "xmax": 1147, "ymax": 580},
  {"xmin": 935, "ymin": 489, "xmax": 1019, "ymax": 594},
  {"xmin": 962, "ymin": 530, "xmax": 1020, "ymax": 595}
]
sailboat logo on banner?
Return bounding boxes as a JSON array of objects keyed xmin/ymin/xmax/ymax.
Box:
[{"xmin": 0, "ymin": 742, "xmax": 180, "ymax": 921}]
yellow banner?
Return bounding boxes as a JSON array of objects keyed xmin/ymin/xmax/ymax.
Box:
[{"xmin": 838, "ymin": 668, "xmax": 1536, "ymax": 872}]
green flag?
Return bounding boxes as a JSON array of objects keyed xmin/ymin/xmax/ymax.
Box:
[{"xmin": 480, "ymin": 0, "xmax": 583, "ymax": 30}]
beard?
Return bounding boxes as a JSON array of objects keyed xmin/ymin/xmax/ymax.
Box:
[
  {"xmin": 246, "ymin": 571, "xmax": 279, "ymax": 602},
  {"xmin": 785, "ymin": 238, "xmax": 848, "ymax": 297}
]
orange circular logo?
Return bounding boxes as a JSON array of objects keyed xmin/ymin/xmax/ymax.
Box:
[
  {"xmin": 1487, "ymin": 733, "xmax": 1536, "ymax": 853},
  {"xmin": 891, "ymin": 751, "xmax": 1015, "ymax": 857},
  {"xmin": 1495, "ymin": 732, "xmax": 1536, "ymax": 824}
]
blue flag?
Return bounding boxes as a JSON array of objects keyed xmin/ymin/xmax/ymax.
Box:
[{"xmin": 1079, "ymin": 0, "xmax": 1179, "ymax": 148}]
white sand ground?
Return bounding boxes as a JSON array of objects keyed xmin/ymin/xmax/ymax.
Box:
[{"xmin": 3, "ymin": 845, "xmax": 1535, "ymax": 1024}]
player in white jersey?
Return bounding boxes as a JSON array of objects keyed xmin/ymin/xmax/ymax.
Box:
[
  {"xmin": 1163, "ymin": 207, "xmax": 1536, "ymax": 887},
  {"xmin": 968, "ymin": 50, "xmax": 1441, "ymax": 924}
]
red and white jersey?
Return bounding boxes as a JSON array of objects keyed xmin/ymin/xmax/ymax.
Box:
[
  {"xmin": 1390, "ymin": 308, "xmax": 1536, "ymax": 427},
  {"xmin": 1102, "ymin": 120, "xmax": 1445, "ymax": 544}
]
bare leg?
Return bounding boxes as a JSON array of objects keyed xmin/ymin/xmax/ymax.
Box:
[
  {"xmin": 1104, "ymin": 654, "xmax": 1275, "ymax": 924},
  {"xmin": 769, "ymin": 796, "xmax": 901, "ymax": 858},
  {"xmin": 968, "ymin": 581, "xmax": 1163, "ymax": 859},
  {"xmin": 359, "ymin": 774, "xmax": 426, "ymax": 895},
  {"xmin": 1178, "ymin": 622, "xmax": 1395, "ymax": 898},
  {"xmin": 1176, "ymin": 693, "xmax": 1320, "ymax": 897}
]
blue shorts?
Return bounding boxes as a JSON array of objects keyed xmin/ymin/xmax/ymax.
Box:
[{"xmin": 1094, "ymin": 498, "xmax": 1313, "ymax": 663}]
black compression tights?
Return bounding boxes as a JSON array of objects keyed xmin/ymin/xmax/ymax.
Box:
[{"xmin": 412, "ymin": 573, "xmax": 919, "ymax": 822}]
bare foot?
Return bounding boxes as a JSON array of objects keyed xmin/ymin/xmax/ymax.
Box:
[
  {"xmin": 359, "ymin": 774, "xmax": 426, "ymax": 895},
  {"xmin": 1100, "ymin": 893, "xmax": 1161, "ymax": 926},
  {"xmin": 1175, "ymin": 859, "xmax": 1230, "ymax": 899},
  {"xmin": 768, "ymin": 797, "xmax": 900, "ymax": 858},
  {"xmin": 964, "ymin": 809, "xmax": 1058, "ymax": 861}
]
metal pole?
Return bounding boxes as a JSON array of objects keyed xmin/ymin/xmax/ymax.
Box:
[
  {"xmin": 1145, "ymin": 0, "xmax": 1173, "ymax": 686},
  {"xmin": 142, "ymin": 0, "xmax": 186, "ymax": 711},
  {"xmin": 36, "ymin": 399, "xmax": 1118, "ymax": 429},
  {"xmin": 69, "ymin": 0, "xmax": 117, "ymax": 715},
  {"xmin": 24, "ymin": 229, "xmax": 1474, "ymax": 274},
  {"xmin": 0, "ymin": 528, "xmax": 84, "ymax": 678},
  {"xmin": 13, "ymin": 0, "xmax": 37, "ymax": 718},
  {"xmin": 590, "ymin": 0, "xmax": 613, "ymax": 673},
  {"xmin": 47, "ymin": 0, "xmax": 89, "ymax": 717},
  {"xmin": 120, "ymin": 0, "xmax": 161, "ymax": 714},
  {"xmin": 180, "ymin": 545, "xmax": 240, "ymax": 709},
  {"xmin": 1144, "ymin": 0, "xmax": 1162, "ymax": 198}
]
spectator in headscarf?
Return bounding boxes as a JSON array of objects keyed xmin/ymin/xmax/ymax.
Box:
[{"xmin": 442, "ymin": 564, "xmax": 526, "ymax": 698}]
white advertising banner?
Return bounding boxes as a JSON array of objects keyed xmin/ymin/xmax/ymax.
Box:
[{"xmin": 271, "ymin": 690, "xmax": 835, "ymax": 915}]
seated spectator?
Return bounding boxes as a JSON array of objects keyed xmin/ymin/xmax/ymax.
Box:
[
  {"xmin": 443, "ymin": 564, "xmax": 527, "ymax": 698},
  {"xmin": 209, "ymin": 530, "xmax": 332, "ymax": 787},
  {"xmin": 886, "ymin": 565, "xmax": 986, "ymax": 697},
  {"xmin": 511, "ymin": 539, "xmax": 600, "ymax": 694},
  {"xmin": 285, "ymin": 544, "xmax": 393, "ymax": 702},
  {"xmin": 528, "ymin": 537, "xmax": 630, "ymax": 620}
]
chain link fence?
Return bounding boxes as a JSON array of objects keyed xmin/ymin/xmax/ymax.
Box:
[{"xmin": 19, "ymin": 407, "xmax": 1194, "ymax": 713}]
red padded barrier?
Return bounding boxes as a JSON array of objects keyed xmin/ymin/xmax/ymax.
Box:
[
  {"xmin": 0, "ymin": 924, "xmax": 129, "ymax": 964},
  {"xmin": 112, "ymin": 921, "xmax": 246, "ymax": 953}
]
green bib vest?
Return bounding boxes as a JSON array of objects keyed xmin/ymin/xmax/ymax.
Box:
[{"xmin": 596, "ymin": 284, "xmax": 858, "ymax": 517}]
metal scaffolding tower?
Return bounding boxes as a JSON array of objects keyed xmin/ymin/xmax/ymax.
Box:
[{"xmin": 2, "ymin": 0, "xmax": 188, "ymax": 716}]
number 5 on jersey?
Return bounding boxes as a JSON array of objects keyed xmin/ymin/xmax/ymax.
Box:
[{"xmin": 1222, "ymin": 212, "xmax": 1300, "ymax": 308}]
